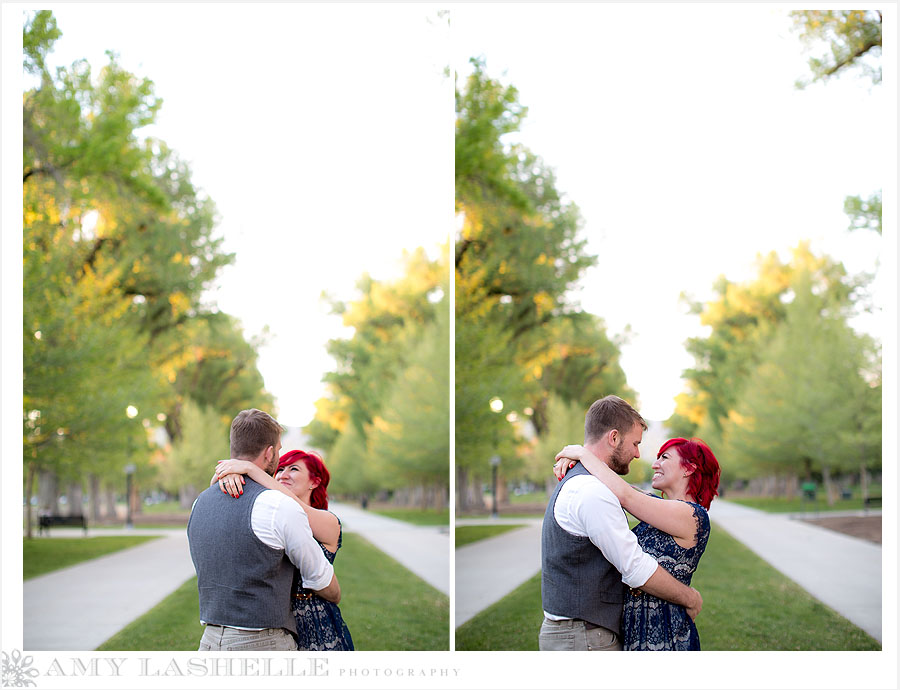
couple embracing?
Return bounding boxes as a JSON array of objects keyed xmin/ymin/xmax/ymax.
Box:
[
  {"xmin": 187, "ymin": 409, "xmax": 354, "ymax": 651},
  {"xmin": 540, "ymin": 395, "xmax": 721, "ymax": 651}
]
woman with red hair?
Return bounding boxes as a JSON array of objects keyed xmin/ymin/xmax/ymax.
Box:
[
  {"xmin": 554, "ymin": 437, "xmax": 720, "ymax": 650},
  {"xmin": 213, "ymin": 450, "xmax": 354, "ymax": 651}
]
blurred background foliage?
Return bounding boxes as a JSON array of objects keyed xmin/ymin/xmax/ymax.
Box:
[
  {"xmin": 454, "ymin": 58, "xmax": 636, "ymax": 511},
  {"xmin": 23, "ymin": 11, "xmax": 273, "ymax": 535},
  {"xmin": 302, "ymin": 247, "xmax": 450, "ymax": 508}
]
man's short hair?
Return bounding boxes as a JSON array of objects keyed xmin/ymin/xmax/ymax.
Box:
[
  {"xmin": 230, "ymin": 409, "xmax": 283, "ymax": 459},
  {"xmin": 584, "ymin": 395, "xmax": 647, "ymax": 444}
]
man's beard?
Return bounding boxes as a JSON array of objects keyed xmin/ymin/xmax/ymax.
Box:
[{"xmin": 609, "ymin": 439, "xmax": 631, "ymax": 475}]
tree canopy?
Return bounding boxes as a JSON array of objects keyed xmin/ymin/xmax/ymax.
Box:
[
  {"xmin": 455, "ymin": 60, "xmax": 634, "ymax": 509},
  {"xmin": 23, "ymin": 11, "xmax": 272, "ymax": 528}
]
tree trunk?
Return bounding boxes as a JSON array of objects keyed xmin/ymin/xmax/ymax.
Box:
[
  {"xmin": 179, "ymin": 485, "xmax": 200, "ymax": 511},
  {"xmin": 25, "ymin": 463, "xmax": 37, "ymax": 540},
  {"xmin": 497, "ymin": 474, "xmax": 509, "ymax": 506},
  {"xmin": 38, "ymin": 470, "xmax": 60, "ymax": 514},
  {"xmin": 822, "ymin": 465, "xmax": 835, "ymax": 507},
  {"xmin": 129, "ymin": 478, "xmax": 139, "ymax": 518},
  {"xmin": 104, "ymin": 487, "xmax": 118, "ymax": 518},
  {"xmin": 860, "ymin": 463, "xmax": 869, "ymax": 502},
  {"xmin": 89, "ymin": 474, "xmax": 101, "ymax": 522},
  {"xmin": 67, "ymin": 482, "xmax": 84, "ymax": 516}
]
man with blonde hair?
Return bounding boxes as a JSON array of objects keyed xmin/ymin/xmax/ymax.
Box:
[
  {"xmin": 539, "ymin": 395, "xmax": 702, "ymax": 651},
  {"xmin": 188, "ymin": 408, "xmax": 339, "ymax": 651}
]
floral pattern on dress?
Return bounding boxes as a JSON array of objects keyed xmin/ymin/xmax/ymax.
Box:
[
  {"xmin": 623, "ymin": 498, "xmax": 709, "ymax": 651},
  {"xmin": 291, "ymin": 517, "xmax": 354, "ymax": 651}
]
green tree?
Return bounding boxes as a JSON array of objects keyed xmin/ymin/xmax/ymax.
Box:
[
  {"xmin": 790, "ymin": 10, "xmax": 882, "ymax": 88},
  {"xmin": 455, "ymin": 60, "xmax": 627, "ymax": 508},
  {"xmin": 22, "ymin": 11, "xmax": 266, "ymax": 529},
  {"xmin": 326, "ymin": 422, "xmax": 381, "ymax": 502},
  {"xmin": 723, "ymin": 273, "xmax": 879, "ymax": 502},
  {"xmin": 669, "ymin": 243, "xmax": 857, "ymax": 443},
  {"xmin": 791, "ymin": 10, "xmax": 883, "ymax": 243},
  {"xmin": 161, "ymin": 399, "xmax": 231, "ymax": 508},
  {"xmin": 368, "ymin": 299, "xmax": 450, "ymax": 507},
  {"xmin": 306, "ymin": 247, "xmax": 446, "ymax": 450},
  {"xmin": 843, "ymin": 191, "xmax": 882, "ymax": 235}
]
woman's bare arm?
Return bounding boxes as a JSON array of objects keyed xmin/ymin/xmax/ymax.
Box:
[
  {"xmin": 214, "ymin": 460, "xmax": 340, "ymax": 549},
  {"xmin": 554, "ymin": 445, "xmax": 698, "ymax": 544}
]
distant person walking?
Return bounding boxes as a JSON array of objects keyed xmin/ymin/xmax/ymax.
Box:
[
  {"xmin": 539, "ymin": 395, "xmax": 703, "ymax": 651},
  {"xmin": 187, "ymin": 409, "xmax": 339, "ymax": 651}
]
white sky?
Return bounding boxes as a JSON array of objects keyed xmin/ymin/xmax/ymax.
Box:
[
  {"xmin": 19, "ymin": 4, "xmax": 452, "ymax": 428},
  {"xmin": 452, "ymin": 4, "xmax": 892, "ymax": 420}
]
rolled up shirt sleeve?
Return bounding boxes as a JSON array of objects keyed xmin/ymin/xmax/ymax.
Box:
[
  {"xmin": 572, "ymin": 480, "xmax": 659, "ymax": 588},
  {"xmin": 256, "ymin": 491, "xmax": 334, "ymax": 591}
]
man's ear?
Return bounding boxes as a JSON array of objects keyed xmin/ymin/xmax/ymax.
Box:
[{"xmin": 606, "ymin": 428, "xmax": 619, "ymax": 447}]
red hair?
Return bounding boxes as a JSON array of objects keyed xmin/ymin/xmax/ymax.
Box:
[
  {"xmin": 657, "ymin": 437, "xmax": 720, "ymax": 510},
  {"xmin": 277, "ymin": 450, "xmax": 330, "ymax": 509}
]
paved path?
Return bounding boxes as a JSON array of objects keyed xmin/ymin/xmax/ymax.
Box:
[
  {"xmin": 23, "ymin": 503, "xmax": 448, "ymax": 651},
  {"xmin": 24, "ymin": 529, "xmax": 195, "ymax": 651},
  {"xmin": 455, "ymin": 522, "xmax": 541, "ymax": 626},
  {"xmin": 330, "ymin": 500, "xmax": 449, "ymax": 596},
  {"xmin": 455, "ymin": 501, "xmax": 883, "ymax": 644}
]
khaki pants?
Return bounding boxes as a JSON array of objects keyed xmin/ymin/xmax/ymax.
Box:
[
  {"xmin": 198, "ymin": 625, "xmax": 297, "ymax": 651},
  {"xmin": 538, "ymin": 617, "xmax": 622, "ymax": 651}
]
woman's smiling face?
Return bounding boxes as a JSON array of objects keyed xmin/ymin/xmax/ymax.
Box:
[
  {"xmin": 651, "ymin": 446, "xmax": 684, "ymax": 493},
  {"xmin": 275, "ymin": 460, "xmax": 314, "ymax": 497}
]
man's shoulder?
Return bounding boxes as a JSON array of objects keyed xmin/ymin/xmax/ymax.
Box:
[
  {"xmin": 562, "ymin": 473, "xmax": 615, "ymax": 499},
  {"xmin": 254, "ymin": 489, "xmax": 305, "ymax": 518}
]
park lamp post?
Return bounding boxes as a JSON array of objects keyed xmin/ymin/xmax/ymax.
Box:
[
  {"xmin": 489, "ymin": 397, "xmax": 503, "ymax": 519},
  {"xmin": 125, "ymin": 405, "xmax": 138, "ymax": 529},
  {"xmin": 124, "ymin": 464, "xmax": 136, "ymax": 528}
]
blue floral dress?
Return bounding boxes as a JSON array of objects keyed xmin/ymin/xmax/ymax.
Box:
[
  {"xmin": 623, "ymin": 498, "xmax": 709, "ymax": 651},
  {"xmin": 290, "ymin": 518, "xmax": 354, "ymax": 651}
]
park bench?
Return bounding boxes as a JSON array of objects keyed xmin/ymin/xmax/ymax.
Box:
[
  {"xmin": 863, "ymin": 496, "xmax": 881, "ymax": 510},
  {"xmin": 38, "ymin": 514, "xmax": 88, "ymax": 535}
]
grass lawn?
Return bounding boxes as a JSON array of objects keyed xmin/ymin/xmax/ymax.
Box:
[
  {"xmin": 23, "ymin": 536, "xmax": 160, "ymax": 580},
  {"xmin": 456, "ymin": 524, "xmax": 526, "ymax": 548},
  {"xmin": 142, "ymin": 500, "xmax": 189, "ymax": 515},
  {"xmin": 368, "ymin": 507, "xmax": 449, "ymax": 526},
  {"xmin": 507, "ymin": 491, "xmax": 548, "ymax": 504},
  {"xmin": 92, "ymin": 523, "xmax": 186, "ymax": 530},
  {"xmin": 458, "ymin": 511, "xmax": 542, "ymax": 520},
  {"xmin": 725, "ymin": 495, "xmax": 879, "ymax": 513},
  {"xmin": 456, "ymin": 527, "xmax": 880, "ymax": 651},
  {"xmin": 97, "ymin": 533, "xmax": 448, "ymax": 651}
]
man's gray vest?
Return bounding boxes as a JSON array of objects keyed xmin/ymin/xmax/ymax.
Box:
[
  {"xmin": 187, "ymin": 478, "xmax": 296, "ymax": 636},
  {"xmin": 541, "ymin": 462, "xmax": 626, "ymax": 633}
]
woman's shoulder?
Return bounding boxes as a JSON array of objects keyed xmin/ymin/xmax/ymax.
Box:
[{"xmin": 681, "ymin": 501, "xmax": 710, "ymax": 536}]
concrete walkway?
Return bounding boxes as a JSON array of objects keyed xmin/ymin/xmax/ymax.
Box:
[
  {"xmin": 330, "ymin": 500, "xmax": 450, "ymax": 596},
  {"xmin": 23, "ymin": 503, "xmax": 448, "ymax": 651},
  {"xmin": 455, "ymin": 522, "xmax": 541, "ymax": 626},
  {"xmin": 24, "ymin": 529, "xmax": 195, "ymax": 651},
  {"xmin": 455, "ymin": 500, "xmax": 883, "ymax": 644}
]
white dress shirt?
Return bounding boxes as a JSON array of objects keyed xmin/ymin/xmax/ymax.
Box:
[
  {"xmin": 251, "ymin": 489, "xmax": 334, "ymax": 590},
  {"xmin": 544, "ymin": 474, "xmax": 658, "ymax": 620}
]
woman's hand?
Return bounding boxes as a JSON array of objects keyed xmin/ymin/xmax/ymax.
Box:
[
  {"xmin": 212, "ymin": 459, "xmax": 253, "ymax": 499},
  {"xmin": 552, "ymin": 445, "xmax": 586, "ymax": 481}
]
